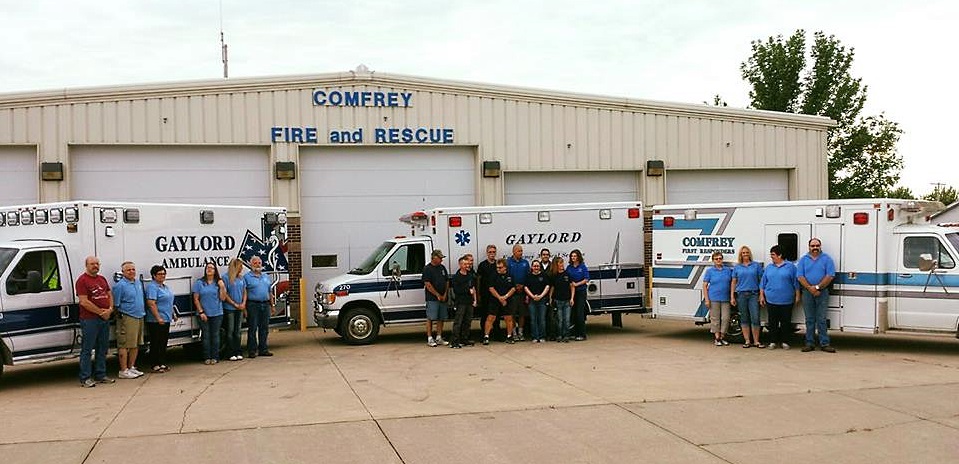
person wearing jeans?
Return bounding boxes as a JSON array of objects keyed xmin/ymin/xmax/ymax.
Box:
[
  {"xmin": 193, "ymin": 262, "xmax": 226, "ymax": 364},
  {"xmin": 797, "ymin": 238, "xmax": 837, "ymax": 353},
  {"xmin": 549, "ymin": 256, "xmax": 573, "ymax": 343},
  {"xmin": 244, "ymin": 256, "xmax": 275, "ymax": 357},
  {"xmin": 524, "ymin": 260, "xmax": 550, "ymax": 343},
  {"xmin": 760, "ymin": 245, "xmax": 799, "ymax": 350},
  {"xmin": 731, "ymin": 246, "xmax": 764, "ymax": 348},
  {"xmin": 222, "ymin": 258, "xmax": 247, "ymax": 361},
  {"xmin": 76, "ymin": 255, "xmax": 115, "ymax": 387}
]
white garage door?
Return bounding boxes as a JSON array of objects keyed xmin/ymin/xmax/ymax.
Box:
[
  {"xmin": 505, "ymin": 171, "xmax": 639, "ymax": 205},
  {"xmin": 667, "ymin": 169, "xmax": 788, "ymax": 204},
  {"xmin": 0, "ymin": 147, "xmax": 38, "ymax": 206},
  {"xmin": 300, "ymin": 146, "xmax": 475, "ymax": 286},
  {"xmin": 71, "ymin": 146, "xmax": 270, "ymax": 205}
]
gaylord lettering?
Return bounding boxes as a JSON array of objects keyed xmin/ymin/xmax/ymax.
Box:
[
  {"xmin": 505, "ymin": 232, "xmax": 582, "ymax": 245},
  {"xmin": 155, "ymin": 235, "xmax": 236, "ymax": 252}
]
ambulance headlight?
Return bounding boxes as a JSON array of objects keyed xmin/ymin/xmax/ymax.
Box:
[
  {"xmin": 278, "ymin": 212, "xmax": 288, "ymax": 224},
  {"xmin": 317, "ymin": 292, "xmax": 336, "ymax": 306}
]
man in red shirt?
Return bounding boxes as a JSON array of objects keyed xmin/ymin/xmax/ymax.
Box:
[{"xmin": 76, "ymin": 256, "xmax": 115, "ymax": 387}]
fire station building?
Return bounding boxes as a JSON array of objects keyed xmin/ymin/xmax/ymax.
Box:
[{"xmin": 0, "ymin": 68, "xmax": 835, "ymax": 300}]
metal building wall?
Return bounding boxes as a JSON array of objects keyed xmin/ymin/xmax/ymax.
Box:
[{"xmin": 0, "ymin": 71, "xmax": 834, "ymax": 211}]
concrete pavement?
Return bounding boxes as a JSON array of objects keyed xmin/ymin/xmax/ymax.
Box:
[{"xmin": 1, "ymin": 317, "xmax": 957, "ymax": 463}]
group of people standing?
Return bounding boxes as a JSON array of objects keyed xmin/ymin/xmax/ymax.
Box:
[
  {"xmin": 76, "ymin": 255, "xmax": 277, "ymax": 388},
  {"xmin": 421, "ymin": 244, "xmax": 590, "ymax": 348},
  {"xmin": 702, "ymin": 238, "xmax": 837, "ymax": 352}
]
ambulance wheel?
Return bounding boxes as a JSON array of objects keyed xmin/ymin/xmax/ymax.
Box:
[{"xmin": 341, "ymin": 307, "xmax": 380, "ymax": 345}]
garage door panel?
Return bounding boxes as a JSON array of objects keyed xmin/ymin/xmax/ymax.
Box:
[
  {"xmin": 667, "ymin": 169, "xmax": 787, "ymax": 204},
  {"xmin": 71, "ymin": 146, "xmax": 270, "ymax": 206},
  {"xmin": 505, "ymin": 171, "xmax": 638, "ymax": 205},
  {"xmin": 300, "ymin": 146, "xmax": 475, "ymax": 289},
  {"xmin": 0, "ymin": 147, "xmax": 38, "ymax": 206}
]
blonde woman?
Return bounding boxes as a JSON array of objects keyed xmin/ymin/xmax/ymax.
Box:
[
  {"xmin": 222, "ymin": 259, "xmax": 247, "ymax": 361},
  {"xmin": 731, "ymin": 246, "xmax": 764, "ymax": 348}
]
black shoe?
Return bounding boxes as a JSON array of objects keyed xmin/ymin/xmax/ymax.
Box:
[
  {"xmin": 482, "ymin": 337, "xmax": 490, "ymax": 346},
  {"xmin": 506, "ymin": 337, "xmax": 515, "ymax": 344},
  {"xmin": 821, "ymin": 345, "xmax": 836, "ymax": 353},
  {"xmin": 451, "ymin": 343, "xmax": 462, "ymax": 349},
  {"xmin": 801, "ymin": 344, "xmax": 815, "ymax": 352},
  {"xmin": 247, "ymin": 352, "xmax": 257, "ymax": 359},
  {"xmin": 259, "ymin": 351, "xmax": 274, "ymax": 357}
]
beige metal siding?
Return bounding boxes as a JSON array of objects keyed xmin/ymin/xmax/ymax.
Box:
[{"xmin": 0, "ymin": 72, "xmax": 833, "ymax": 210}]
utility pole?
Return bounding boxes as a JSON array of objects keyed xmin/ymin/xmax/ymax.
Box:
[{"xmin": 219, "ymin": 0, "xmax": 228, "ymax": 78}]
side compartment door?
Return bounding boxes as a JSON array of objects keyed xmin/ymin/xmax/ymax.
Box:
[
  {"xmin": 893, "ymin": 234, "xmax": 959, "ymax": 330},
  {"xmin": 378, "ymin": 243, "xmax": 427, "ymax": 323},
  {"xmin": 763, "ymin": 224, "xmax": 810, "ymax": 324},
  {"xmin": 1, "ymin": 247, "xmax": 76, "ymax": 360}
]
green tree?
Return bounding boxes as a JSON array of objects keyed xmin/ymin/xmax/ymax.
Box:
[
  {"xmin": 887, "ymin": 185, "xmax": 915, "ymax": 199},
  {"xmin": 740, "ymin": 30, "xmax": 903, "ymax": 199},
  {"xmin": 923, "ymin": 185, "xmax": 958, "ymax": 205}
]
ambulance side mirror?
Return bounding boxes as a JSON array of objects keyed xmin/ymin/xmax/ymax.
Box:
[
  {"xmin": 25, "ymin": 270, "xmax": 42, "ymax": 293},
  {"xmin": 918, "ymin": 254, "xmax": 937, "ymax": 272}
]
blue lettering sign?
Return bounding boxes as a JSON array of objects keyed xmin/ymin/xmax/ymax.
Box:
[
  {"xmin": 273, "ymin": 126, "xmax": 453, "ymax": 144},
  {"xmin": 311, "ymin": 90, "xmax": 413, "ymax": 107}
]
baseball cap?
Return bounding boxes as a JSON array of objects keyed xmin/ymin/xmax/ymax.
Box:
[{"xmin": 431, "ymin": 249, "xmax": 445, "ymax": 258}]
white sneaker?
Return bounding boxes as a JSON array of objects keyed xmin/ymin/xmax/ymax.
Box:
[
  {"xmin": 229, "ymin": 355, "xmax": 239, "ymax": 361},
  {"xmin": 118, "ymin": 369, "xmax": 137, "ymax": 379},
  {"xmin": 428, "ymin": 337, "xmax": 437, "ymax": 347},
  {"xmin": 721, "ymin": 340, "xmax": 729, "ymax": 346},
  {"xmin": 714, "ymin": 340, "xmax": 723, "ymax": 346},
  {"xmin": 129, "ymin": 367, "xmax": 145, "ymax": 377},
  {"xmin": 781, "ymin": 343, "xmax": 791, "ymax": 350},
  {"xmin": 768, "ymin": 343, "xmax": 778, "ymax": 350},
  {"xmin": 236, "ymin": 354, "xmax": 243, "ymax": 360},
  {"xmin": 435, "ymin": 336, "xmax": 449, "ymax": 346}
]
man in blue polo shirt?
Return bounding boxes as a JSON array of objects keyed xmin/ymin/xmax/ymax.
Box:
[
  {"xmin": 506, "ymin": 244, "xmax": 530, "ymax": 341},
  {"xmin": 113, "ymin": 261, "xmax": 146, "ymax": 379},
  {"xmin": 797, "ymin": 238, "xmax": 837, "ymax": 353},
  {"xmin": 244, "ymin": 256, "xmax": 275, "ymax": 358}
]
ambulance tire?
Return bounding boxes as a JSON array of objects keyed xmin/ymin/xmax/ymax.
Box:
[{"xmin": 340, "ymin": 307, "xmax": 380, "ymax": 345}]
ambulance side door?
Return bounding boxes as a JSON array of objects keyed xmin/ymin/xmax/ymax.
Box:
[
  {"xmin": 0, "ymin": 246, "xmax": 77, "ymax": 359},
  {"xmin": 893, "ymin": 234, "xmax": 959, "ymax": 331},
  {"xmin": 378, "ymin": 242, "xmax": 427, "ymax": 322}
]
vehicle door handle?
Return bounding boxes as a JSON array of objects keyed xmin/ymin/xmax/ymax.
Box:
[
  {"xmin": 60, "ymin": 305, "xmax": 70, "ymax": 319},
  {"xmin": 898, "ymin": 274, "xmax": 912, "ymax": 279}
]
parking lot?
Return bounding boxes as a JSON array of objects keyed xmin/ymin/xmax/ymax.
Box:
[{"xmin": 1, "ymin": 316, "xmax": 957, "ymax": 464}]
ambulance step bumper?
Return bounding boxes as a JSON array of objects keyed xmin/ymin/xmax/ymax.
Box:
[{"xmin": 313, "ymin": 309, "xmax": 340, "ymax": 329}]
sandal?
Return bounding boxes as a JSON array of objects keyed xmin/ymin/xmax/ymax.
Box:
[
  {"xmin": 152, "ymin": 366, "xmax": 165, "ymax": 373},
  {"xmin": 755, "ymin": 343, "xmax": 767, "ymax": 349},
  {"xmin": 742, "ymin": 343, "xmax": 751, "ymax": 348}
]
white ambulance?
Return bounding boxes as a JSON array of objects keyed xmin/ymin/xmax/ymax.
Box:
[
  {"xmin": 0, "ymin": 201, "xmax": 291, "ymax": 377},
  {"xmin": 314, "ymin": 202, "xmax": 647, "ymax": 344},
  {"xmin": 651, "ymin": 199, "xmax": 959, "ymax": 337}
]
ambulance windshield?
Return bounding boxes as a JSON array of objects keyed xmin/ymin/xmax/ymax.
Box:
[
  {"xmin": 0, "ymin": 247, "xmax": 16, "ymax": 276},
  {"xmin": 349, "ymin": 241, "xmax": 395, "ymax": 275}
]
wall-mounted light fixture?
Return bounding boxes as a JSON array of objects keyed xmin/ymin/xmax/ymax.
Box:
[
  {"xmin": 41, "ymin": 162, "xmax": 64, "ymax": 181},
  {"xmin": 275, "ymin": 161, "xmax": 296, "ymax": 180},
  {"xmin": 482, "ymin": 161, "xmax": 501, "ymax": 178},
  {"xmin": 646, "ymin": 160, "xmax": 665, "ymax": 177}
]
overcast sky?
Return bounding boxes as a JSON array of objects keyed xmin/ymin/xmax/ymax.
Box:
[{"xmin": 1, "ymin": 0, "xmax": 954, "ymax": 196}]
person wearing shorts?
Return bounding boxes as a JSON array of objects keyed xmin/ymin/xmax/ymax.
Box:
[
  {"xmin": 113, "ymin": 261, "xmax": 146, "ymax": 379},
  {"xmin": 423, "ymin": 249, "xmax": 450, "ymax": 347},
  {"xmin": 484, "ymin": 259, "xmax": 516, "ymax": 345}
]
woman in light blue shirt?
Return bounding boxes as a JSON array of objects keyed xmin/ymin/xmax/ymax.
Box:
[
  {"xmin": 146, "ymin": 265, "xmax": 175, "ymax": 373},
  {"xmin": 222, "ymin": 258, "xmax": 247, "ymax": 361},
  {"xmin": 703, "ymin": 251, "xmax": 734, "ymax": 346},
  {"xmin": 731, "ymin": 246, "xmax": 764, "ymax": 348},
  {"xmin": 193, "ymin": 262, "xmax": 226, "ymax": 364}
]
